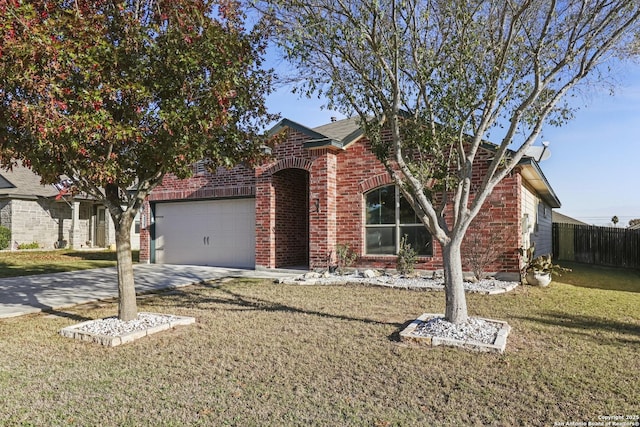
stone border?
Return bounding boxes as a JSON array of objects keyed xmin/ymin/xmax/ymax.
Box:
[
  {"xmin": 480, "ymin": 282, "xmax": 519, "ymax": 295},
  {"xmin": 279, "ymin": 274, "xmax": 519, "ymax": 295},
  {"xmin": 59, "ymin": 312, "xmax": 196, "ymax": 347},
  {"xmin": 399, "ymin": 313, "xmax": 511, "ymax": 353}
]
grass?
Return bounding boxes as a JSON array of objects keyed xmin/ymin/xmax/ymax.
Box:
[
  {"xmin": 0, "ymin": 249, "xmax": 139, "ymax": 278},
  {"xmin": 1, "ymin": 273, "xmax": 639, "ymax": 426},
  {"xmin": 555, "ymin": 261, "xmax": 640, "ymax": 293}
]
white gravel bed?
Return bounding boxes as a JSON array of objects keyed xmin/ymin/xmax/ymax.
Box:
[
  {"xmin": 281, "ymin": 271, "xmax": 518, "ymax": 294},
  {"xmin": 76, "ymin": 313, "xmax": 182, "ymax": 337},
  {"xmin": 411, "ymin": 316, "xmax": 501, "ymax": 345}
]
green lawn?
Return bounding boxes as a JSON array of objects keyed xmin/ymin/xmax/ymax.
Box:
[
  {"xmin": 555, "ymin": 261, "xmax": 640, "ymax": 293},
  {"xmin": 1, "ymin": 271, "xmax": 638, "ymax": 426},
  {"xmin": 0, "ymin": 249, "xmax": 139, "ymax": 278}
]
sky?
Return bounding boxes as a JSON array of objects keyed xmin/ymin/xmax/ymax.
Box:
[{"xmin": 263, "ymin": 58, "xmax": 640, "ymax": 228}]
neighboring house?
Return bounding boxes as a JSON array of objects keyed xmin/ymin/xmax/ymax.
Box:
[
  {"xmin": 140, "ymin": 117, "xmax": 561, "ymax": 279},
  {"xmin": 552, "ymin": 211, "xmax": 588, "ymax": 226},
  {"xmin": 0, "ymin": 164, "xmax": 141, "ymax": 250}
]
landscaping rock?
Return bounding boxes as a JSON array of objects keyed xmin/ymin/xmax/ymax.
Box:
[
  {"xmin": 363, "ymin": 269, "xmax": 381, "ymax": 278},
  {"xmin": 59, "ymin": 312, "xmax": 196, "ymax": 347},
  {"xmin": 400, "ymin": 313, "xmax": 511, "ymax": 353}
]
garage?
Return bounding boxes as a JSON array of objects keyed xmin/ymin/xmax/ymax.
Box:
[{"xmin": 153, "ymin": 198, "xmax": 255, "ymax": 268}]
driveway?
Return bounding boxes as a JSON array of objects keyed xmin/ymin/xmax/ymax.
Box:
[{"xmin": 0, "ymin": 264, "xmax": 302, "ymax": 319}]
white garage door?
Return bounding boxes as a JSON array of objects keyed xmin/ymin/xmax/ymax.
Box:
[{"xmin": 154, "ymin": 199, "xmax": 255, "ymax": 268}]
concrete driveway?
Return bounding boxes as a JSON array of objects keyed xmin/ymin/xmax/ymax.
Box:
[{"xmin": 0, "ymin": 264, "xmax": 302, "ymax": 319}]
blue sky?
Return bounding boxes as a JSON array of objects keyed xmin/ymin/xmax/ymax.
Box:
[{"xmin": 264, "ymin": 60, "xmax": 640, "ymax": 227}]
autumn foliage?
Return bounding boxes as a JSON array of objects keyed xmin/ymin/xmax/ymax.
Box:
[{"xmin": 0, "ymin": 0, "xmax": 275, "ymax": 320}]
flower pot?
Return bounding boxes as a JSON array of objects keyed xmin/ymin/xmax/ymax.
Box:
[{"xmin": 526, "ymin": 270, "xmax": 552, "ymax": 287}]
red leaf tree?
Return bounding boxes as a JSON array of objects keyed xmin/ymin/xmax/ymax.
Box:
[{"xmin": 0, "ymin": 0, "xmax": 276, "ymax": 320}]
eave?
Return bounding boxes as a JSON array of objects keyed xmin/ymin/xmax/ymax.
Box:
[{"xmin": 518, "ymin": 158, "xmax": 561, "ymax": 209}]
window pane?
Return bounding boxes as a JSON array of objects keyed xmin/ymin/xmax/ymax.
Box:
[
  {"xmin": 400, "ymin": 226, "xmax": 432, "ymax": 256},
  {"xmin": 366, "ymin": 227, "xmax": 396, "ymax": 254},
  {"xmin": 366, "ymin": 190, "xmax": 380, "ymax": 224},
  {"xmin": 399, "ymin": 193, "xmax": 418, "ymax": 224},
  {"xmin": 366, "ymin": 186, "xmax": 395, "ymax": 225},
  {"xmin": 379, "ymin": 186, "xmax": 395, "ymax": 224}
]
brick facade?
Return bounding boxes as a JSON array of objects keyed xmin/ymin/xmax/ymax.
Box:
[{"xmin": 141, "ymin": 123, "xmax": 532, "ymax": 275}]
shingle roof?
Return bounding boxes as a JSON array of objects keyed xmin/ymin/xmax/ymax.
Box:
[
  {"xmin": 268, "ymin": 117, "xmax": 364, "ymax": 150},
  {"xmin": 552, "ymin": 211, "xmax": 588, "ymax": 225},
  {"xmin": 312, "ymin": 117, "xmax": 363, "ymax": 144},
  {"xmin": 0, "ymin": 164, "xmax": 59, "ymax": 198}
]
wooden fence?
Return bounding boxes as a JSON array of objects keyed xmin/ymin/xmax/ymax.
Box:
[{"xmin": 553, "ymin": 223, "xmax": 640, "ymax": 269}]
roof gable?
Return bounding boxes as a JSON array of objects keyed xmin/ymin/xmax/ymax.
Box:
[
  {"xmin": 270, "ymin": 116, "xmax": 560, "ymax": 208},
  {"xmin": 0, "ymin": 175, "xmax": 15, "ymax": 189},
  {"xmin": 0, "ymin": 164, "xmax": 58, "ymax": 199},
  {"xmin": 267, "ymin": 117, "xmax": 366, "ymax": 150},
  {"xmin": 312, "ymin": 116, "xmax": 364, "ymax": 147}
]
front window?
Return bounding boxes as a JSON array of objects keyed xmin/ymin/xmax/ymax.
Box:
[{"xmin": 365, "ymin": 185, "xmax": 432, "ymax": 256}]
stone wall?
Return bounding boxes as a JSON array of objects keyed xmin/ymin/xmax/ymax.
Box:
[
  {"xmin": 6, "ymin": 199, "xmax": 94, "ymax": 249},
  {"xmin": 0, "ymin": 201, "xmax": 11, "ymax": 230}
]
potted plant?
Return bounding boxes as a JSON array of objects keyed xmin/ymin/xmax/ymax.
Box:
[{"xmin": 519, "ymin": 245, "xmax": 569, "ymax": 287}]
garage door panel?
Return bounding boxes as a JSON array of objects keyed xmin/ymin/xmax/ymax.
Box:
[{"xmin": 155, "ymin": 199, "xmax": 255, "ymax": 268}]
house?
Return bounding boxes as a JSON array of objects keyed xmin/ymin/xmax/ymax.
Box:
[
  {"xmin": 140, "ymin": 117, "xmax": 561, "ymax": 279},
  {"xmin": 552, "ymin": 211, "xmax": 588, "ymax": 226},
  {"xmin": 0, "ymin": 163, "xmax": 140, "ymax": 250}
]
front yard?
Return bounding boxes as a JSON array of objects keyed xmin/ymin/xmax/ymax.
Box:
[
  {"xmin": 0, "ymin": 249, "xmax": 139, "ymax": 278},
  {"xmin": 0, "ymin": 270, "xmax": 638, "ymax": 426}
]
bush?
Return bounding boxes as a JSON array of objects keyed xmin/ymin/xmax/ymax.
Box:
[
  {"xmin": 462, "ymin": 230, "xmax": 501, "ymax": 281},
  {"xmin": 335, "ymin": 243, "xmax": 357, "ymax": 275},
  {"xmin": 396, "ymin": 235, "xmax": 417, "ymax": 276},
  {"xmin": 18, "ymin": 242, "xmax": 40, "ymax": 250},
  {"xmin": 0, "ymin": 226, "xmax": 10, "ymax": 250}
]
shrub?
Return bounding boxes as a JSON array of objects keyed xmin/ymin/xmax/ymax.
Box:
[
  {"xmin": 0, "ymin": 226, "xmax": 10, "ymax": 250},
  {"xmin": 18, "ymin": 242, "xmax": 40, "ymax": 250},
  {"xmin": 335, "ymin": 243, "xmax": 357, "ymax": 275},
  {"xmin": 462, "ymin": 230, "xmax": 501, "ymax": 281},
  {"xmin": 396, "ymin": 235, "xmax": 417, "ymax": 276}
]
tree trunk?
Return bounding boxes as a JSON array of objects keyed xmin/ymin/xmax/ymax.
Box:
[
  {"xmin": 442, "ymin": 240, "xmax": 468, "ymax": 324},
  {"xmin": 115, "ymin": 215, "xmax": 137, "ymax": 321}
]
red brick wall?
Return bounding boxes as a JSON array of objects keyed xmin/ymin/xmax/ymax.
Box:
[
  {"xmin": 332, "ymin": 136, "xmax": 522, "ymax": 273},
  {"xmin": 461, "ymin": 172, "xmax": 522, "ymax": 274},
  {"xmin": 309, "ymin": 149, "xmax": 338, "ymax": 269},
  {"xmin": 148, "ymin": 164, "xmax": 256, "ymax": 202},
  {"xmin": 253, "ymin": 130, "xmax": 320, "ymax": 268},
  {"xmin": 142, "ymin": 126, "xmax": 523, "ymax": 274},
  {"xmin": 334, "ymin": 137, "xmax": 442, "ymax": 271}
]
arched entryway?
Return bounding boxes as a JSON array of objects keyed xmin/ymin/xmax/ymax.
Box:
[{"xmin": 273, "ymin": 168, "xmax": 309, "ymax": 268}]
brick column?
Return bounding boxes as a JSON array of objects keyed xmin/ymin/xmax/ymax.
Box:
[
  {"xmin": 309, "ymin": 150, "xmax": 337, "ymax": 269},
  {"xmin": 255, "ymin": 168, "xmax": 276, "ymax": 268},
  {"xmin": 139, "ymin": 200, "xmax": 151, "ymax": 263}
]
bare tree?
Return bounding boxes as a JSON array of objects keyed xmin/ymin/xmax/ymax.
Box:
[{"xmin": 259, "ymin": 0, "xmax": 640, "ymax": 324}]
